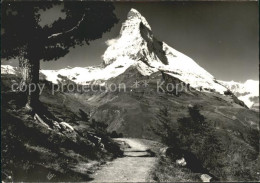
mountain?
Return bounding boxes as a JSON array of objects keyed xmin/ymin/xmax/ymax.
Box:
[
  {"xmin": 219, "ymin": 80, "xmax": 259, "ymax": 109},
  {"xmin": 1, "ymin": 9, "xmax": 256, "ymax": 108},
  {"xmin": 1, "ymin": 65, "xmax": 18, "ymax": 75},
  {"xmin": 11, "ymin": 9, "xmax": 226, "ymax": 95},
  {"xmin": 102, "ymin": 9, "xmax": 227, "ymax": 94},
  {"xmin": 1, "ymin": 9, "xmax": 259, "ymax": 181}
]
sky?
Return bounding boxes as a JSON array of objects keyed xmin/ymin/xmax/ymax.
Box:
[{"xmin": 2, "ymin": 1, "xmax": 259, "ymax": 82}]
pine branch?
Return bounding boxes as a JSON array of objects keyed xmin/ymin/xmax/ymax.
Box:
[{"xmin": 48, "ymin": 13, "xmax": 85, "ymax": 39}]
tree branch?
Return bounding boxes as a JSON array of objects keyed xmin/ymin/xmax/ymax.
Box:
[{"xmin": 48, "ymin": 14, "xmax": 85, "ymax": 39}]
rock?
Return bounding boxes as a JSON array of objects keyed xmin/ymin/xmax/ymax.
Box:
[
  {"xmin": 200, "ymin": 174, "xmax": 212, "ymax": 182},
  {"xmin": 53, "ymin": 121, "xmax": 61, "ymax": 130},
  {"xmin": 34, "ymin": 113, "xmax": 50, "ymax": 129},
  {"xmin": 100, "ymin": 143, "xmax": 105, "ymax": 151},
  {"xmin": 59, "ymin": 122, "xmax": 78, "ymax": 141},
  {"xmin": 159, "ymin": 147, "xmax": 177, "ymax": 158},
  {"xmin": 159, "ymin": 147, "xmax": 167, "ymax": 157},
  {"xmin": 176, "ymin": 157, "xmax": 186, "ymax": 166},
  {"xmin": 25, "ymin": 103, "xmax": 33, "ymax": 112},
  {"xmin": 93, "ymin": 135, "xmax": 101, "ymax": 143},
  {"xmin": 93, "ymin": 136, "xmax": 106, "ymax": 150},
  {"xmin": 188, "ymin": 104, "xmax": 193, "ymax": 108},
  {"xmin": 60, "ymin": 122, "xmax": 74, "ymax": 132}
]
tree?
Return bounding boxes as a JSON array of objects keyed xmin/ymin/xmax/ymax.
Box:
[
  {"xmin": 177, "ymin": 105, "xmax": 224, "ymax": 175},
  {"xmin": 152, "ymin": 106, "xmax": 181, "ymax": 150},
  {"xmin": 154, "ymin": 105, "xmax": 224, "ymax": 177},
  {"xmin": 2, "ymin": 1, "xmax": 118, "ymax": 110}
]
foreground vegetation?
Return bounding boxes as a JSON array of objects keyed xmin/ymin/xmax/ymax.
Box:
[
  {"xmin": 1, "ymin": 74, "xmax": 122, "ymax": 182},
  {"xmin": 151, "ymin": 156, "xmax": 201, "ymax": 182},
  {"xmin": 153, "ymin": 105, "xmax": 259, "ymax": 181}
]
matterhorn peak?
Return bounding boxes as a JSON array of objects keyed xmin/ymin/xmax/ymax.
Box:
[
  {"xmin": 128, "ymin": 8, "xmax": 142, "ymax": 17},
  {"xmin": 102, "ymin": 9, "xmax": 229, "ymax": 95},
  {"xmin": 103, "ymin": 8, "xmax": 162, "ymax": 68},
  {"xmin": 126, "ymin": 8, "xmax": 152, "ymax": 30}
]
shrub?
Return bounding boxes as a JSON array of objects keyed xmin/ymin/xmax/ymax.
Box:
[
  {"xmin": 110, "ymin": 131, "xmax": 124, "ymax": 138},
  {"xmin": 224, "ymin": 90, "xmax": 232, "ymax": 95}
]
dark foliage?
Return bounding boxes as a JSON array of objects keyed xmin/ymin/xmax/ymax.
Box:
[
  {"xmin": 78, "ymin": 109, "xmax": 90, "ymax": 122},
  {"xmin": 89, "ymin": 119, "xmax": 123, "ymax": 157},
  {"xmin": 2, "ymin": 1, "xmax": 118, "ymax": 61},
  {"xmin": 154, "ymin": 105, "xmax": 225, "ymax": 178},
  {"xmin": 110, "ymin": 131, "xmax": 124, "ymax": 138},
  {"xmin": 224, "ymin": 90, "xmax": 233, "ymax": 96},
  {"xmin": 153, "ymin": 107, "xmax": 181, "ymax": 150},
  {"xmin": 2, "ymin": 1, "xmax": 118, "ymax": 107},
  {"xmin": 1, "ymin": 85, "xmax": 122, "ymax": 181}
]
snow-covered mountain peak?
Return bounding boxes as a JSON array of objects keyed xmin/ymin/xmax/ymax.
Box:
[
  {"xmin": 102, "ymin": 8, "xmax": 159, "ymax": 67},
  {"xmin": 1, "ymin": 65, "xmax": 18, "ymax": 75},
  {"xmin": 102, "ymin": 9, "xmax": 227, "ymax": 94},
  {"xmin": 126, "ymin": 8, "xmax": 152, "ymax": 30}
]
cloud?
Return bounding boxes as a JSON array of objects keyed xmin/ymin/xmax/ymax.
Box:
[{"xmin": 105, "ymin": 38, "xmax": 118, "ymax": 46}]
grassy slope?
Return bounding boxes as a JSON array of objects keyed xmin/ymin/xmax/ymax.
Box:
[{"xmin": 151, "ymin": 157, "xmax": 202, "ymax": 182}]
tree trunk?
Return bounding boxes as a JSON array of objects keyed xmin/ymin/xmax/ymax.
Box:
[{"xmin": 19, "ymin": 57, "xmax": 40, "ymax": 110}]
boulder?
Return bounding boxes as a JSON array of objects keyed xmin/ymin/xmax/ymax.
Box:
[
  {"xmin": 159, "ymin": 147, "xmax": 168, "ymax": 157},
  {"xmin": 60, "ymin": 122, "xmax": 74, "ymax": 132},
  {"xmin": 200, "ymin": 174, "xmax": 212, "ymax": 182},
  {"xmin": 53, "ymin": 121, "xmax": 61, "ymax": 131},
  {"xmin": 176, "ymin": 157, "xmax": 187, "ymax": 166},
  {"xmin": 159, "ymin": 147, "xmax": 179, "ymax": 158}
]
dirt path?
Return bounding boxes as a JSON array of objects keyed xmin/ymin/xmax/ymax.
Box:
[{"xmin": 90, "ymin": 138, "xmax": 157, "ymax": 182}]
